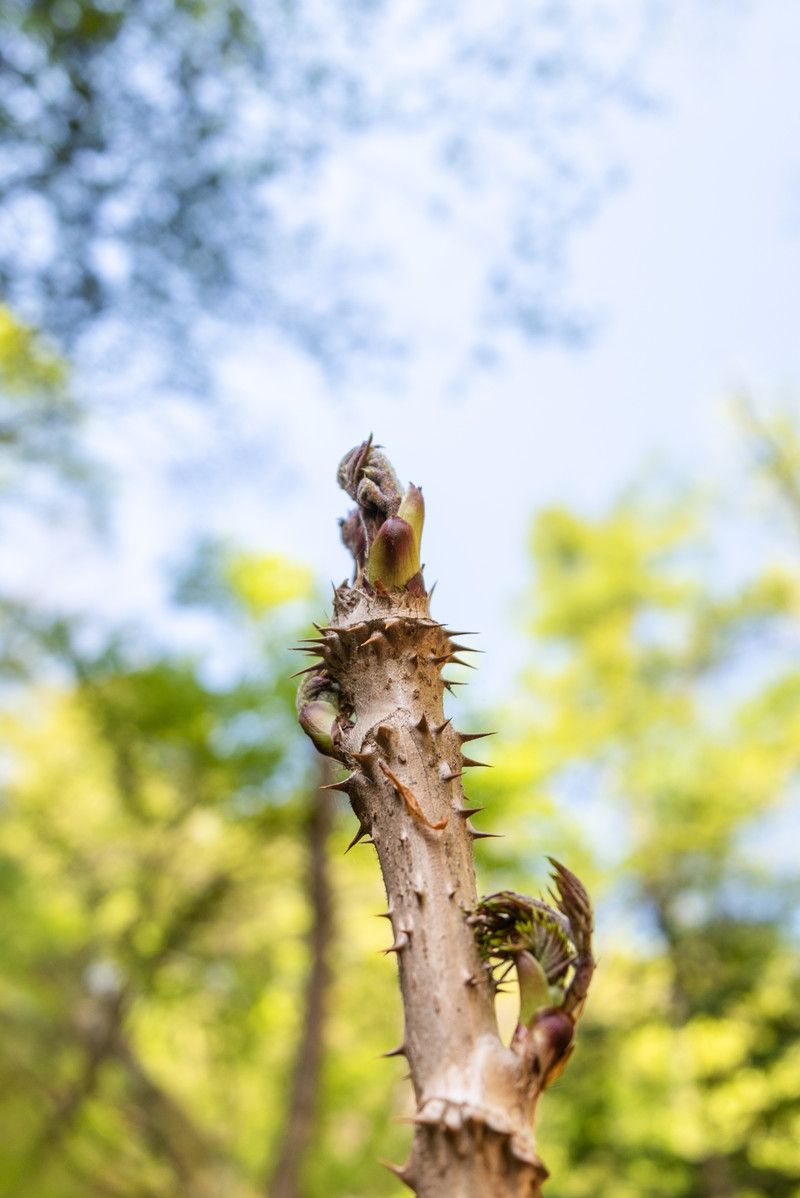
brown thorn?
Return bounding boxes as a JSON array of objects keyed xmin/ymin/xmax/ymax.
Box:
[
  {"xmin": 375, "ymin": 909, "xmax": 394, "ymax": 920},
  {"xmin": 454, "ymin": 806, "xmax": 486, "ymax": 817},
  {"xmin": 448, "ymin": 643, "xmax": 485, "ymax": 654},
  {"xmin": 379, "ymin": 1160, "xmax": 415, "ymax": 1190},
  {"xmin": 320, "ymin": 775, "xmax": 357, "ymax": 795},
  {"xmin": 432, "ymin": 718, "xmax": 452, "ymax": 737},
  {"xmin": 374, "ymin": 724, "xmax": 394, "ymax": 751},
  {"xmin": 440, "ymin": 768, "xmax": 463, "ymax": 782},
  {"xmin": 361, "ymin": 629, "xmax": 389, "ymax": 649},
  {"xmin": 344, "ymin": 823, "xmax": 370, "ymax": 853},
  {"xmin": 382, "ymin": 931, "xmax": 410, "ymax": 955},
  {"xmin": 380, "ymin": 1043, "xmax": 407, "ymax": 1058},
  {"xmin": 413, "ymin": 712, "xmax": 430, "ymax": 736},
  {"xmin": 469, "ymin": 829, "xmax": 504, "ymax": 841},
  {"xmin": 457, "ymin": 730, "xmax": 497, "ymax": 744},
  {"xmin": 289, "ymin": 663, "xmax": 321, "ymax": 678},
  {"xmin": 461, "ymin": 756, "xmax": 492, "ymax": 769}
]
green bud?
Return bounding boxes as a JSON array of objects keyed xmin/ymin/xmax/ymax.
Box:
[
  {"xmin": 298, "ymin": 699, "xmax": 340, "ymax": 759},
  {"xmin": 367, "ymin": 516, "xmax": 420, "ymax": 588},
  {"xmin": 517, "ymin": 949, "xmax": 551, "ymax": 1029},
  {"xmin": 397, "ymin": 484, "xmax": 424, "ymax": 557}
]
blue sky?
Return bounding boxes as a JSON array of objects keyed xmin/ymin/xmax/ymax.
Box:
[{"xmin": 47, "ymin": 0, "xmax": 800, "ymax": 700}]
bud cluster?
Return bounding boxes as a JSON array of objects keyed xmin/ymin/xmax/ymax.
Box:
[
  {"xmin": 470, "ymin": 860, "xmax": 595, "ymax": 1091},
  {"xmin": 337, "ymin": 435, "xmax": 425, "ymax": 590}
]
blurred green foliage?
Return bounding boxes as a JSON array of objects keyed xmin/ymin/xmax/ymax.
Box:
[{"xmin": 0, "ymin": 306, "xmax": 85, "ymax": 491}]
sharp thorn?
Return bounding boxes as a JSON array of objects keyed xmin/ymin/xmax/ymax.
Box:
[
  {"xmin": 375, "ymin": 909, "xmax": 394, "ymax": 920},
  {"xmin": 289, "ymin": 663, "xmax": 321, "ymax": 678},
  {"xmin": 382, "ymin": 931, "xmax": 410, "ymax": 955},
  {"xmin": 455, "ymin": 806, "xmax": 486, "ymax": 817},
  {"xmin": 413, "ymin": 712, "xmax": 430, "ymax": 735},
  {"xmin": 469, "ymin": 829, "xmax": 503, "ymax": 841},
  {"xmin": 457, "ymin": 730, "xmax": 497, "ymax": 744},
  {"xmin": 345, "ymin": 823, "xmax": 370, "ymax": 853},
  {"xmin": 461, "ymin": 756, "xmax": 491, "ymax": 769},
  {"xmin": 350, "ymin": 750, "xmax": 377, "ymax": 771},
  {"xmin": 320, "ymin": 774, "xmax": 357, "ymax": 795},
  {"xmin": 432, "ymin": 718, "xmax": 452, "ymax": 737},
  {"xmin": 380, "ymin": 1160, "xmax": 414, "ymax": 1189},
  {"xmin": 448, "ymin": 643, "xmax": 484, "ymax": 654},
  {"xmin": 380, "ymin": 1042, "xmax": 407, "ymax": 1058},
  {"xmin": 361, "ymin": 630, "xmax": 389, "ymax": 649}
]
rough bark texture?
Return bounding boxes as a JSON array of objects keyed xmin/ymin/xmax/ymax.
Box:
[{"xmin": 303, "ymin": 589, "xmax": 546, "ymax": 1197}]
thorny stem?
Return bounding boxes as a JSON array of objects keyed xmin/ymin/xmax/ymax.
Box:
[{"xmin": 296, "ymin": 440, "xmax": 594, "ymax": 1197}]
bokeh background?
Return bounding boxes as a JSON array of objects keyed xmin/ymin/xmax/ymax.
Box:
[{"xmin": 2, "ymin": 1, "xmax": 800, "ymax": 1195}]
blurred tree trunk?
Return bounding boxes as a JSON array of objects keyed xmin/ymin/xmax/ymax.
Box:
[{"xmin": 267, "ymin": 774, "xmax": 334, "ymax": 1198}]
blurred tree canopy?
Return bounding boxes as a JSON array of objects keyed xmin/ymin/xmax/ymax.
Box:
[{"xmin": 0, "ymin": 0, "xmax": 663, "ymax": 375}]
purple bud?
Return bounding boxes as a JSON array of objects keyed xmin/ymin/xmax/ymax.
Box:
[
  {"xmin": 298, "ymin": 700, "xmax": 340, "ymax": 758},
  {"xmin": 367, "ymin": 516, "xmax": 420, "ymax": 588}
]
